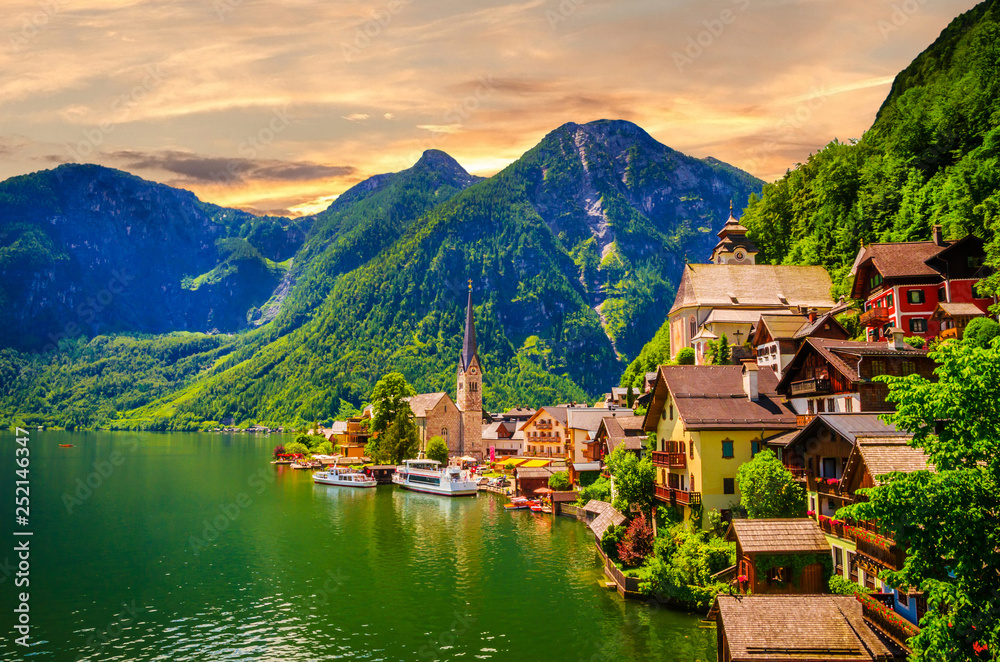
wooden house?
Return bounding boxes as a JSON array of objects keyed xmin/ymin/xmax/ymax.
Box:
[{"xmin": 726, "ymin": 518, "xmax": 830, "ymax": 594}]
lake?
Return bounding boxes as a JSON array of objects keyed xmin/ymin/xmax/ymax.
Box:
[{"xmin": 0, "ymin": 431, "xmax": 715, "ymax": 661}]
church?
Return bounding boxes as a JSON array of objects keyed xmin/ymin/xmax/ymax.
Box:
[{"xmin": 668, "ymin": 206, "xmax": 836, "ymax": 364}]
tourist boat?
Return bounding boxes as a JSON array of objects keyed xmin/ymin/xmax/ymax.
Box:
[
  {"xmin": 59, "ymin": 444, "xmax": 74, "ymax": 448},
  {"xmin": 392, "ymin": 459, "xmax": 478, "ymax": 497},
  {"xmin": 313, "ymin": 468, "xmax": 377, "ymax": 488},
  {"xmin": 530, "ymin": 502, "xmax": 545, "ymax": 513},
  {"xmin": 504, "ymin": 497, "xmax": 532, "ymax": 511}
]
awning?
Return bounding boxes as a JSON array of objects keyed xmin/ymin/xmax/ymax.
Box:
[
  {"xmin": 499, "ymin": 458, "xmax": 528, "ymax": 466},
  {"xmin": 572, "ymin": 462, "xmax": 601, "ymax": 472},
  {"xmin": 520, "ymin": 459, "xmax": 552, "ymax": 468},
  {"xmin": 458, "ymin": 455, "xmax": 477, "ymax": 462}
]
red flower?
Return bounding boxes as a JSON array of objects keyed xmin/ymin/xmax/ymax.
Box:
[{"xmin": 973, "ymin": 641, "xmax": 987, "ymax": 654}]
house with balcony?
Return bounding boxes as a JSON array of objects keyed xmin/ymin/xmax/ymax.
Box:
[
  {"xmin": 643, "ymin": 362, "xmax": 797, "ymax": 526},
  {"xmin": 775, "ymin": 331, "xmax": 932, "ymax": 416},
  {"xmin": 586, "ymin": 414, "xmax": 645, "ymax": 463},
  {"xmin": 850, "ymin": 226, "xmax": 991, "ymax": 343},
  {"xmin": 929, "ymin": 301, "xmax": 987, "ymax": 340},
  {"xmin": 750, "ymin": 311, "xmax": 850, "ymax": 378},
  {"xmin": 520, "ymin": 407, "xmax": 573, "ymax": 458},
  {"xmin": 727, "ymin": 519, "xmax": 831, "ymax": 595},
  {"xmin": 564, "ymin": 407, "xmax": 633, "ymax": 463},
  {"xmin": 708, "ymin": 594, "xmax": 907, "ymax": 662}
]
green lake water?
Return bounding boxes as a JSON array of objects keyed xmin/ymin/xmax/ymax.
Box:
[{"xmin": 0, "ymin": 431, "xmax": 715, "ymax": 661}]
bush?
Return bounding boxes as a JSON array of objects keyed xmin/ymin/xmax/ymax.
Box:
[
  {"xmin": 272, "ymin": 444, "xmax": 285, "ymax": 459},
  {"xmin": 601, "ymin": 524, "xmax": 625, "ymax": 561},
  {"xmin": 617, "ymin": 513, "xmax": 655, "ymax": 568},
  {"xmin": 964, "ymin": 316, "xmax": 1000, "ymax": 348},
  {"xmin": 548, "ymin": 471, "xmax": 571, "ymax": 491},
  {"xmin": 577, "ymin": 475, "xmax": 611, "ymax": 504},
  {"xmin": 316, "ymin": 441, "xmax": 333, "ymax": 455},
  {"xmin": 285, "ymin": 441, "xmax": 309, "ymax": 455},
  {"xmin": 675, "ymin": 347, "xmax": 695, "ymax": 365},
  {"xmin": 639, "ymin": 522, "xmax": 736, "ymax": 609},
  {"xmin": 829, "ymin": 575, "xmax": 871, "ymax": 595},
  {"xmin": 902, "ymin": 335, "xmax": 925, "ymax": 349},
  {"xmin": 425, "ymin": 435, "xmax": 450, "ymax": 465}
]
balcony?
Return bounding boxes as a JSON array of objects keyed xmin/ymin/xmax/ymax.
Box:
[
  {"xmin": 939, "ymin": 327, "xmax": 959, "ymax": 341},
  {"xmin": 783, "ymin": 465, "xmax": 807, "ymax": 480},
  {"xmin": 810, "ymin": 476, "xmax": 842, "ymax": 495},
  {"xmin": 854, "ymin": 530, "xmax": 905, "ymax": 572},
  {"xmin": 860, "ymin": 308, "xmax": 891, "ymax": 327},
  {"xmin": 790, "ymin": 378, "xmax": 832, "ymax": 397},
  {"xmin": 859, "ymin": 593, "xmax": 919, "ymax": 652},
  {"xmin": 651, "ymin": 450, "xmax": 686, "ymax": 468},
  {"xmin": 654, "ymin": 484, "xmax": 701, "ymax": 507},
  {"xmin": 535, "ymin": 422, "xmax": 553, "ymax": 430},
  {"xmin": 817, "ymin": 515, "xmax": 846, "ymax": 538},
  {"xmin": 796, "ymin": 414, "xmax": 815, "ymax": 427}
]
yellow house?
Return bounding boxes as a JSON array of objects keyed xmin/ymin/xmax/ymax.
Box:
[{"xmin": 643, "ymin": 362, "xmax": 797, "ymax": 527}]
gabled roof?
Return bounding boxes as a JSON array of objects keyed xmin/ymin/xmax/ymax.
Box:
[
  {"xmin": 842, "ymin": 437, "xmax": 933, "ymax": 491},
  {"xmin": 784, "ymin": 414, "xmax": 902, "ymax": 454},
  {"xmin": 585, "ymin": 500, "xmax": 627, "ymax": 540},
  {"xmin": 752, "ymin": 314, "xmax": 809, "ymax": 345},
  {"xmin": 726, "ymin": 518, "xmax": 830, "ymax": 554},
  {"xmin": 644, "ymin": 365, "xmax": 797, "ymax": 432},
  {"xmin": 775, "ymin": 338, "xmax": 928, "ymax": 392},
  {"xmin": 567, "ymin": 408, "xmax": 635, "ymax": 434},
  {"xmin": 669, "ymin": 264, "xmax": 834, "ymax": 314},
  {"xmin": 709, "ymin": 595, "xmax": 903, "ymax": 661},
  {"xmin": 793, "ymin": 312, "xmax": 850, "ymax": 340},
  {"xmin": 482, "ymin": 421, "xmax": 514, "ymax": 439},
  {"xmin": 852, "ymin": 241, "xmax": 948, "ymax": 280},
  {"xmin": 598, "ymin": 415, "xmax": 646, "ymax": 453},
  {"xmin": 405, "ymin": 392, "xmax": 449, "ymax": 418},
  {"xmin": 932, "ymin": 302, "xmax": 986, "ymax": 318}
]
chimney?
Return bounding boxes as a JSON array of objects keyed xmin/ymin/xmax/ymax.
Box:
[
  {"xmin": 932, "ymin": 224, "xmax": 945, "ymax": 247},
  {"xmin": 741, "ymin": 359, "xmax": 759, "ymax": 402},
  {"xmin": 888, "ymin": 327, "xmax": 906, "ymax": 351},
  {"xmin": 808, "ymin": 308, "xmax": 817, "ymax": 323}
]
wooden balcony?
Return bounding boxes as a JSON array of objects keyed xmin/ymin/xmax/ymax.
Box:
[
  {"xmin": 939, "ymin": 327, "xmax": 959, "ymax": 341},
  {"xmin": 654, "ymin": 484, "xmax": 701, "ymax": 507},
  {"xmin": 859, "ymin": 593, "xmax": 919, "ymax": 652},
  {"xmin": 790, "ymin": 377, "xmax": 832, "ymax": 397},
  {"xmin": 810, "ymin": 476, "xmax": 842, "ymax": 495},
  {"xmin": 860, "ymin": 308, "xmax": 891, "ymax": 327},
  {"xmin": 783, "ymin": 465, "xmax": 807, "ymax": 480},
  {"xmin": 855, "ymin": 532, "xmax": 905, "ymax": 572},
  {"xmin": 651, "ymin": 450, "xmax": 686, "ymax": 468},
  {"xmin": 796, "ymin": 414, "xmax": 815, "ymax": 427},
  {"xmin": 817, "ymin": 516, "xmax": 846, "ymax": 538}
]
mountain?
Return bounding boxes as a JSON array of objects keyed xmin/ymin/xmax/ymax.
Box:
[
  {"xmin": 0, "ymin": 164, "xmax": 308, "ymax": 349},
  {"xmin": 737, "ymin": 0, "xmax": 1000, "ymax": 297},
  {"xmin": 0, "ymin": 120, "xmax": 762, "ymax": 429}
]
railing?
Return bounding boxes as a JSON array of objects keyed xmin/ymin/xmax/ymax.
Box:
[
  {"xmin": 651, "ymin": 450, "xmax": 686, "ymax": 468},
  {"xmin": 855, "ymin": 533, "xmax": 905, "ymax": 572},
  {"xmin": 796, "ymin": 414, "xmax": 815, "ymax": 427},
  {"xmin": 653, "ymin": 484, "xmax": 701, "ymax": 506},
  {"xmin": 939, "ymin": 327, "xmax": 959, "ymax": 340},
  {"xmin": 811, "ymin": 477, "xmax": 842, "ymax": 495},
  {"xmin": 535, "ymin": 422, "xmax": 553, "ymax": 430},
  {"xmin": 859, "ymin": 592, "xmax": 919, "ymax": 651},
  {"xmin": 860, "ymin": 308, "xmax": 891, "ymax": 327},
  {"xmin": 783, "ymin": 465, "xmax": 808, "ymax": 480},
  {"xmin": 790, "ymin": 378, "xmax": 832, "ymax": 396},
  {"xmin": 817, "ymin": 516, "xmax": 845, "ymax": 538},
  {"xmin": 596, "ymin": 539, "xmax": 642, "ymax": 598}
]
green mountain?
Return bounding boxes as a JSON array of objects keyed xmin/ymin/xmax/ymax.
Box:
[
  {"xmin": 0, "ymin": 120, "xmax": 761, "ymax": 429},
  {"xmin": 738, "ymin": 0, "xmax": 1000, "ymax": 296}
]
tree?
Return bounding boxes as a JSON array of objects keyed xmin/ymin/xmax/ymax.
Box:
[
  {"xmin": 577, "ymin": 474, "xmax": 611, "ymax": 504},
  {"xmin": 284, "ymin": 441, "xmax": 308, "ymax": 455},
  {"xmin": 838, "ymin": 339, "xmax": 1000, "ymax": 661},
  {"xmin": 606, "ymin": 444, "xmax": 655, "ymax": 514},
  {"xmin": 626, "ymin": 385, "xmax": 635, "ymax": 408},
  {"xmin": 963, "ymin": 316, "xmax": 999, "ymax": 348},
  {"xmin": 548, "ymin": 471, "xmax": 571, "ymax": 491},
  {"xmin": 272, "ymin": 444, "xmax": 285, "ymax": 459},
  {"xmin": 378, "ymin": 415, "xmax": 420, "ymax": 465},
  {"xmin": 316, "ymin": 441, "xmax": 333, "ymax": 455},
  {"xmin": 617, "ymin": 513, "xmax": 655, "ymax": 568},
  {"xmin": 370, "ymin": 372, "xmax": 416, "ymax": 435},
  {"xmin": 736, "ymin": 448, "xmax": 807, "ymax": 519},
  {"xmin": 425, "ymin": 435, "xmax": 450, "ymax": 465},
  {"xmin": 705, "ymin": 334, "xmax": 730, "ymax": 365},
  {"xmin": 601, "ymin": 523, "xmax": 625, "ymax": 561},
  {"xmin": 675, "ymin": 347, "xmax": 695, "ymax": 365}
]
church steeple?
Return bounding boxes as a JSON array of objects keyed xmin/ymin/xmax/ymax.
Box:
[
  {"xmin": 711, "ymin": 202, "xmax": 758, "ymax": 265},
  {"xmin": 461, "ymin": 280, "xmax": 478, "ymax": 371}
]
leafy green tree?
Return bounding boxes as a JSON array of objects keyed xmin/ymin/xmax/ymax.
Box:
[
  {"xmin": 639, "ymin": 522, "xmax": 735, "ymax": 608},
  {"xmin": 963, "ymin": 316, "xmax": 999, "ymax": 348},
  {"xmin": 548, "ymin": 471, "xmax": 571, "ymax": 491},
  {"xmin": 425, "ymin": 435, "xmax": 450, "ymax": 465},
  {"xmin": 316, "ymin": 441, "xmax": 333, "ymax": 455},
  {"xmin": 577, "ymin": 474, "xmax": 611, "ymax": 504},
  {"xmin": 378, "ymin": 415, "xmax": 420, "ymax": 465},
  {"xmin": 675, "ymin": 347, "xmax": 695, "ymax": 365},
  {"xmin": 370, "ymin": 372, "xmax": 416, "ymax": 434},
  {"xmin": 903, "ymin": 335, "xmax": 926, "ymax": 349},
  {"xmin": 838, "ymin": 339, "xmax": 1000, "ymax": 661},
  {"xmin": 736, "ymin": 448, "xmax": 807, "ymax": 519},
  {"xmin": 606, "ymin": 444, "xmax": 655, "ymax": 514},
  {"xmin": 284, "ymin": 441, "xmax": 309, "ymax": 455},
  {"xmin": 705, "ymin": 334, "xmax": 730, "ymax": 365},
  {"xmin": 601, "ymin": 523, "xmax": 625, "ymax": 561}
]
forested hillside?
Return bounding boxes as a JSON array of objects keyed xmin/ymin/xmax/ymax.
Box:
[{"xmin": 741, "ymin": 0, "xmax": 1000, "ymax": 297}]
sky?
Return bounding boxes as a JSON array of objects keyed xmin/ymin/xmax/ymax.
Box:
[{"xmin": 0, "ymin": 0, "xmax": 984, "ymax": 216}]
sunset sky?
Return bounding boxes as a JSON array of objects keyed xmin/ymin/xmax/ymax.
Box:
[{"xmin": 0, "ymin": 0, "xmax": 982, "ymax": 216}]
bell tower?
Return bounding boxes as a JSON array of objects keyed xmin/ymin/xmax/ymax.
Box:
[
  {"xmin": 456, "ymin": 281, "xmax": 484, "ymax": 459},
  {"xmin": 711, "ymin": 202, "xmax": 758, "ymax": 265}
]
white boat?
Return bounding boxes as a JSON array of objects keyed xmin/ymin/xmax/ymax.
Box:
[
  {"xmin": 391, "ymin": 459, "xmax": 478, "ymax": 496},
  {"xmin": 313, "ymin": 468, "xmax": 377, "ymax": 488}
]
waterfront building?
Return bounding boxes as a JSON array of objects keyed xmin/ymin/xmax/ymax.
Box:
[
  {"xmin": 585, "ymin": 415, "xmax": 645, "ymax": 463},
  {"xmin": 404, "ymin": 392, "xmax": 462, "ymax": 453},
  {"xmin": 643, "ymin": 363, "xmax": 797, "ymax": 527},
  {"xmin": 521, "ymin": 407, "xmax": 572, "ymax": 458},
  {"xmin": 455, "ymin": 285, "xmax": 486, "ymax": 460},
  {"xmin": 727, "ymin": 518, "xmax": 830, "ymax": 595},
  {"xmin": 851, "ymin": 226, "xmax": 991, "ymax": 342},
  {"xmin": 774, "ymin": 332, "xmax": 932, "ymax": 416}
]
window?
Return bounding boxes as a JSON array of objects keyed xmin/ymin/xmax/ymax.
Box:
[
  {"xmin": 907, "ymin": 289, "xmax": 925, "ymax": 305},
  {"xmin": 751, "ymin": 440, "xmax": 760, "ymax": 457},
  {"xmin": 969, "ymin": 256, "xmax": 984, "ymax": 269},
  {"xmin": 869, "ymin": 273, "xmax": 883, "ymax": 290},
  {"xmin": 845, "ymin": 397, "xmax": 854, "ymax": 413},
  {"xmin": 689, "ymin": 316, "xmax": 697, "ymax": 339},
  {"xmin": 887, "ymin": 293, "xmax": 894, "ymax": 308},
  {"xmin": 767, "ymin": 566, "xmax": 792, "ymax": 584},
  {"xmin": 721, "ymin": 440, "xmax": 734, "ymax": 458},
  {"xmin": 938, "ymin": 286, "xmax": 947, "ymax": 302},
  {"xmin": 807, "ymin": 399, "xmax": 815, "ymax": 414},
  {"xmin": 833, "ymin": 546, "xmax": 844, "ymax": 575},
  {"xmin": 723, "ymin": 477, "xmax": 735, "ymax": 494},
  {"xmin": 901, "ymin": 361, "xmax": 915, "ymax": 375},
  {"xmin": 910, "ymin": 318, "xmax": 927, "ymax": 333},
  {"xmin": 810, "ymin": 496, "xmax": 817, "ymax": 512},
  {"xmin": 822, "ymin": 457, "xmax": 838, "ymax": 479},
  {"xmin": 690, "ymin": 474, "xmax": 695, "ymax": 491},
  {"xmin": 817, "ymin": 399, "xmax": 825, "ymax": 413},
  {"xmin": 871, "ymin": 360, "xmax": 886, "ymax": 376},
  {"xmin": 826, "ymin": 398, "xmax": 835, "ymax": 413},
  {"xmin": 847, "ymin": 551, "xmax": 858, "ymax": 582},
  {"xmin": 689, "ymin": 442, "xmax": 694, "ymax": 460},
  {"xmin": 898, "ymin": 592, "xmax": 909, "ymax": 608},
  {"xmin": 669, "ymin": 405, "xmax": 674, "ymax": 420}
]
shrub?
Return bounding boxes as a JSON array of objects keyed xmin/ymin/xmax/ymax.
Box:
[
  {"xmin": 903, "ymin": 336, "xmax": 926, "ymax": 349},
  {"xmin": 316, "ymin": 441, "xmax": 333, "ymax": 455},
  {"xmin": 675, "ymin": 347, "xmax": 695, "ymax": 365},
  {"xmin": 577, "ymin": 475, "xmax": 611, "ymax": 504},
  {"xmin": 548, "ymin": 471, "xmax": 571, "ymax": 491},
  {"xmin": 285, "ymin": 441, "xmax": 309, "ymax": 455},
  {"xmin": 601, "ymin": 524, "xmax": 625, "ymax": 561},
  {"xmin": 617, "ymin": 513, "xmax": 655, "ymax": 567},
  {"xmin": 964, "ymin": 316, "xmax": 999, "ymax": 348},
  {"xmin": 425, "ymin": 436, "xmax": 450, "ymax": 465},
  {"xmin": 272, "ymin": 444, "xmax": 285, "ymax": 459},
  {"xmin": 829, "ymin": 575, "xmax": 872, "ymax": 595}
]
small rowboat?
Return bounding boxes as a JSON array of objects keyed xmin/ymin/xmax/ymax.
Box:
[
  {"xmin": 59, "ymin": 444, "xmax": 74, "ymax": 448},
  {"xmin": 504, "ymin": 498, "xmax": 531, "ymax": 510}
]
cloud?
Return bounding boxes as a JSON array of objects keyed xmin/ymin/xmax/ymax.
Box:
[
  {"xmin": 109, "ymin": 149, "xmax": 355, "ymax": 186},
  {"xmin": 342, "ymin": 113, "xmax": 370, "ymax": 122}
]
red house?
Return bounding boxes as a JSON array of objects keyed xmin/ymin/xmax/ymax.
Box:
[{"xmin": 850, "ymin": 226, "xmax": 991, "ymax": 342}]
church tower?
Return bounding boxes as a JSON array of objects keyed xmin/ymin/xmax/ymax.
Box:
[
  {"xmin": 711, "ymin": 202, "xmax": 758, "ymax": 265},
  {"xmin": 456, "ymin": 282, "xmax": 484, "ymax": 459}
]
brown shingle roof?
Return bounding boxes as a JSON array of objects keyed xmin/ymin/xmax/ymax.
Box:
[
  {"xmin": 858, "ymin": 241, "xmax": 948, "ymax": 279},
  {"xmin": 586, "ymin": 501, "xmax": 627, "ymax": 540},
  {"xmin": 405, "ymin": 392, "xmax": 448, "ymax": 418},
  {"xmin": 727, "ymin": 518, "xmax": 830, "ymax": 554},
  {"xmin": 658, "ymin": 365, "xmax": 797, "ymax": 430},
  {"xmin": 516, "ymin": 467, "xmax": 554, "ymax": 479},
  {"xmin": 777, "ymin": 338, "xmax": 928, "ymax": 391},
  {"xmin": 669, "ymin": 264, "xmax": 834, "ymax": 314},
  {"xmin": 710, "ymin": 595, "xmax": 902, "ymax": 661},
  {"xmin": 856, "ymin": 437, "xmax": 932, "ymax": 478},
  {"xmin": 934, "ymin": 302, "xmax": 985, "ymax": 318},
  {"xmin": 757, "ymin": 314, "xmax": 810, "ymax": 341}
]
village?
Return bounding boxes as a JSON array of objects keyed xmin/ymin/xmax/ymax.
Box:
[{"xmin": 292, "ymin": 209, "xmax": 994, "ymax": 662}]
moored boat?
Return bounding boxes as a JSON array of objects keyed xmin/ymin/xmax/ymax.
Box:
[
  {"xmin": 392, "ymin": 459, "xmax": 478, "ymax": 497},
  {"xmin": 313, "ymin": 467, "xmax": 377, "ymax": 488}
]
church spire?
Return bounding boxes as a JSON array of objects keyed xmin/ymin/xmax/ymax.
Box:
[{"xmin": 461, "ymin": 280, "xmax": 477, "ymax": 371}]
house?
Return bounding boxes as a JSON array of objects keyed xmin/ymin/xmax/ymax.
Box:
[
  {"xmin": 708, "ymin": 594, "xmax": 906, "ymax": 662},
  {"xmin": 643, "ymin": 363, "xmax": 798, "ymax": 527},
  {"xmin": 514, "ymin": 466, "xmax": 554, "ymax": 497},
  {"xmin": 482, "ymin": 420, "xmax": 522, "ymax": 457},
  {"xmin": 727, "ymin": 519, "xmax": 830, "ymax": 594},
  {"xmin": 750, "ymin": 311, "xmax": 850, "ymax": 378},
  {"xmin": 405, "ymin": 392, "xmax": 462, "ymax": 453},
  {"xmin": 520, "ymin": 407, "xmax": 572, "ymax": 458},
  {"xmin": 601, "ymin": 387, "xmax": 630, "ymax": 407},
  {"xmin": 667, "ymin": 208, "xmax": 835, "ymax": 363},
  {"xmin": 851, "ymin": 227, "xmax": 991, "ymax": 342},
  {"xmin": 337, "ymin": 416, "xmax": 371, "ymax": 458},
  {"xmin": 585, "ymin": 415, "xmax": 645, "ymax": 463},
  {"xmin": 775, "ymin": 332, "xmax": 933, "ymax": 416},
  {"xmin": 565, "ymin": 407, "xmax": 633, "ymax": 463},
  {"xmin": 929, "ymin": 301, "xmax": 987, "ymax": 340}
]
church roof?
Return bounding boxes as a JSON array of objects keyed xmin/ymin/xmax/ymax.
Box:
[
  {"xmin": 669, "ymin": 264, "xmax": 834, "ymax": 314},
  {"xmin": 461, "ymin": 288, "xmax": 478, "ymax": 371},
  {"xmin": 405, "ymin": 392, "xmax": 449, "ymax": 418}
]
